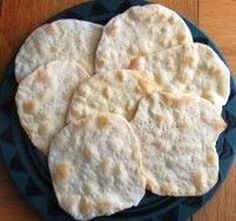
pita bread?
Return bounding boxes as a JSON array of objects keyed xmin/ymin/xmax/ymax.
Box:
[
  {"xmin": 131, "ymin": 91, "xmax": 226, "ymax": 196},
  {"xmin": 68, "ymin": 69, "xmax": 157, "ymax": 123},
  {"xmin": 15, "ymin": 19, "xmax": 102, "ymax": 82},
  {"xmin": 131, "ymin": 43, "xmax": 230, "ymax": 111},
  {"xmin": 49, "ymin": 113, "xmax": 145, "ymax": 220},
  {"xmin": 95, "ymin": 4, "xmax": 193, "ymax": 74},
  {"xmin": 15, "ymin": 60, "xmax": 89, "ymax": 154}
]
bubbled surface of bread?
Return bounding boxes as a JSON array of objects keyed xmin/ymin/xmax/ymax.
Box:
[
  {"xmin": 49, "ymin": 113, "xmax": 145, "ymax": 220},
  {"xmin": 95, "ymin": 4, "xmax": 193, "ymax": 74},
  {"xmin": 15, "ymin": 60, "xmax": 89, "ymax": 154},
  {"xmin": 132, "ymin": 43, "xmax": 230, "ymax": 111},
  {"xmin": 68, "ymin": 69, "xmax": 157, "ymax": 123},
  {"xmin": 15, "ymin": 19, "xmax": 102, "ymax": 82},
  {"xmin": 131, "ymin": 91, "xmax": 226, "ymax": 196}
]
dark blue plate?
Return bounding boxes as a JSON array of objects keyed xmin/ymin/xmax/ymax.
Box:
[{"xmin": 0, "ymin": 1, "xmax": 236, "ymax": 221}]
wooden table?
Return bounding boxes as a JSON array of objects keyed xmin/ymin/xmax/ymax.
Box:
[{"xmin": 0, "ymin": 1, "xmax": 235, "ymax": 220}]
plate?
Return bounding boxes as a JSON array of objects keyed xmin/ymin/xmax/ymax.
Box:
[{"xmin": 0, "ymin": 1, "xmax": 236, "ymax": 221}]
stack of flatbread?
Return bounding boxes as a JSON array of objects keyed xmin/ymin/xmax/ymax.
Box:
[{"xmin": 15, "ymin": 4, "xmax": 230, "ymax": 221}]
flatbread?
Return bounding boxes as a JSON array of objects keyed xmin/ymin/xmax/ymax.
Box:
[
  {"xmin": 131, "ymin": 91, "xmax": 226, "ymax": 196},
  {"xmin": 131, "ymin": 43, "xmax": 230, "ymax": 111},
  {"xmin": 15, "ymin": 19, "xmax": 102, "ymax": 82},
  {"xmin": 68, "ymin": 69, "xmax": 157, "ymax": 123},
  {"xmin": 95, "ymin": 4, "xmax": 193, "ymax": 74},
  {"xmin": 49, "ymin": 113, "xmax": 145, "ymax": 220},
  {"xmin": 15, "ymin": 60, "xmax": 89, "ymax": 154}
]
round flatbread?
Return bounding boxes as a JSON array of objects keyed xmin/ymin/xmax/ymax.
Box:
[
  {"xmin": 131, "ymin": 43, "xmax": 230, "ymax": 111},
  {"xmin": 15, "ymin": 19, "xmax": 102, "ymax": 82},
  {"xmin": 95, "ymin": 4, "xmax": 193, "ymax": 74},
  {"xmin": 68, "ymin": 69, "xmax": 157, "ymax": 123},
  {"xmin": 131, "ymin": 91, "xmax": 226, "ymax": 196},
  {"xmin": 15, "ymin": 60, "xmax": 89, "ymax": 154},
  {"xmin": 49, "ymin": 113, "xmax": 145, "ymax": 220}
]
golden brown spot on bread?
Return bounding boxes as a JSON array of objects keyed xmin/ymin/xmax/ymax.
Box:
[
  {"xmin": 113, "ymin": 164, "xmax": 122, "ymax": 177},
  {"xmin": 79, "ymin": 197, "xmax": 94, "ymax": 218},
  {"xmin": 177, "ymin": 32, "xmax": 186, "ymax": 44},
  {"xmin": 155, "ymin": 114, "xmax": 165, "ymax": 127},
  {"xmin": 116, "ymin": 71, "xmax": 124, "ymax": 82},
  {"xmin": 160, "ymin": 26, "xmax": 167, "ymax": 33},
  {"xmin": 126, "ymin": 105, "xmax": 137, "ymax": 121},
  {"xmin": 129, "ymin": 57, "xmax": 141, "ymax": 70},
  {"xmin": 154, "ymin": 74, "xmax": 164, "ymax": 86},
  {"xmin": 146, "ymin": 93, "xmax": 155, "ymax": 104},
  {"xmin": 213, "ymin": 69, "xmax": 222, "ymax": 76},
  {"xmin": 146, "ymin": 175, "xmax": 158, "ymax": 191},
  {"xmin": 146, "ymin": 177, "xmax": 153, "ymax": 191},
  {"xmin": 213, "ymin": 119, "xmax": 227, "ymax": 131},
  {"xmin": 134, "ymin": 85, "xmax": 143, "ymax": 94},
  {"xmin": 96, "ymin": 59, "xmax": 105, "ymax": 69},
  {"xmin": 191, "ymin": 170, "xmax": 206, "ymax": 192},
  {"xmin": 159, "ymin": 13, "xmax": 166, "ymax": 21},
  {"xmin": 76, "ymin": 118, "xmax": 89, "ymax": 129},
  {"xmin": 165, "ymin": 57, "xmax": 174, "ymax": 67},
  {"xmin": 62, "ymin": 91, "xmax": 71, "ymax": 101},
  {"xmin": 46, "ymin": 24, "xmax": 56, "ymax": 34},
  {"xmin": 83, "ymin": 147, "xmax": 93, "ymax": 161},
  {"xmin": 160, "ymin": 182, "xmax": 173, "ymax": 195},
  {"xmin": 105, "ymin": 23, "xmax": 117, "ymax": 36},
  {"xmin": 76, "ymin": 86, "xmax": 86, "ymax": 96},
  {"xmin": 128, "ymin": 8, "xmax": 152, "ymax": 21},
  {"xmin": 206, "ymin": 151, "xmax": 217, "ymax": 166},
  {"xmin": 206, "ymin": 50, "xmax": 214, "ymax": 59},
  {"xmin": 168, "ymin": 16, "xmax": 175, "ymax": 24},
  {"xmin": 152, "ymin": 139, "xmax": 172, "ymax": 152},
  {"xmin": 102, "ymin": 87, "xmax": 112, "ymax": 99},
  {"xmin": 37, "ymin": 70, "xmax": 52, "ymax": 85},
  {"xmin": 97, "ymin": 115, "xmax": 110, "ymax": 127},
  {"xmin": 135, "ymin": 77, "xmax": 155, "ymax": 94},
  {"xmin": 144, "ymin": 15, "xmax": 152, "ymax": 22},
  {"xmin": 217, "ymin": 80, "xmax": 227, "ymax": 96},
  {"xmin": 130, "ymin": 10, "xmax": 153, "ymax": 22},
  {"xmin": 177, "ymin": 117, "xmax": 189, "ymax": 130},
  {"xmin": 23, "ymin": 101, "xmax": 38, "ymax": 113},
  {"xmin": 175, "ymin": 73, "xmax": 189, "ymax": 84},
  {"xmin": 202, "ymin": 89, "xmax": 215, "ymax": 103},
  {"xmin": 183, "ymin": 56, "xmax": 194, "ymax": 67},
  {"xmin": 38, "ymin": 123, "xmax": 51, "ymax": 135},
  {"xmin": 100, "ymin": 159, "xmax": 111, "ymax": 171},
  {"xmin": 96, "ymin": 199, "xmax": 113, "ymax": 213},
  {"xmin": 53, "ymin": 164, "xmax": 70, "ymax": 182},
  {"xmin": 162, "ymin": 94, "xmax": 191, "ymax": 107}
]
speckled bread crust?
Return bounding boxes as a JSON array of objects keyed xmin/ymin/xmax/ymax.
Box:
[
  {"xmin": 131, "ymin": 91, "xmax": 226, "ymax": 196},
  {"xmin": 15, "ymin": 60, "xmax": 89, "ymax": 154},
  {"xmin": 95, "ymin": 4, "xmax": 193, "ymax": 74},
  {"xmin": 130, "ymin": 43, "xmax": 230, "ymax": 111},
  {"xmin": 49, "ymin": 113, "xmax": 146, "ymax": 220},
  {"xmin": 15, "ymin": 19, "xmax": 102, "ymax": 82},
  {"xmin": 68, "ymin": 69, "xmax": 157, "ymax": 123}
]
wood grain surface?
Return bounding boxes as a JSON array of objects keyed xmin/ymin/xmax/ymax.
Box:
[
  {"xmin": 199, "ymin": 0, "xmax": 236, "ymax": 75},
  {"xmin": 0, "ymin": 1, "xmax": 235, "ymax": 221}
]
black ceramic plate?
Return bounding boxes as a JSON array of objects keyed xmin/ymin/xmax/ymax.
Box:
[{"xmin": 0, "ymin": 1, "xmax": 236, "ymax": 221}]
